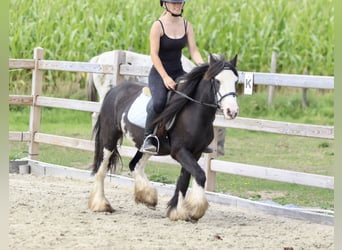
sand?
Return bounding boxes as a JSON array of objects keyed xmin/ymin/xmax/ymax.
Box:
[{"xmin": 9, "ymin": 173, "xmax": 334, "ymax": 249}]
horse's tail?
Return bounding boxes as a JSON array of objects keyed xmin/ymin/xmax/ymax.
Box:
[
  {"xmin": 86, "ymin": 72, "xmax": 97, "ymax": 102},
  {"xmin": 86, "ymin": 56, "xmax": 99, "ymax": 102},
  {"xmin": 91, "ymin": 114, "xmax": 101, "ymax": 174},
  {"xmin": 91, "ymin": 112, "xmax": 122, "ymax": 175}
]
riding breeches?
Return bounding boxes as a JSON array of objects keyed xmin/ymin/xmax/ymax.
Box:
[{"xmin": 148, "ymin": 66, "xmax": 185, "ymax": 113}]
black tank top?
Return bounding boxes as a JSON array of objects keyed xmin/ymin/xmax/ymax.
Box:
[{"xmin": 158, "ymin": 19, "xmax": 188, "ymax": 74}]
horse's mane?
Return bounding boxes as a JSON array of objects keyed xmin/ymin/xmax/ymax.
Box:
[{"xmin": 153, "ymin": 55, "xmax": 230, "ymax": 127}]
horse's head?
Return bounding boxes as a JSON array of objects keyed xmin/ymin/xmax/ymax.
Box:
[{"xmin": 207, "ymin": 54, "xmax": 239, "ymax": 119}]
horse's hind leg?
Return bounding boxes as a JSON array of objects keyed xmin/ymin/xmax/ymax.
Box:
[
  {"xmin": 133, "ymin": 153, "xmax": 158, "ymax": 209},
  {"xmin": 89, "ymin": 148, "xmax": 114, "ymax": 212},
  {"xmin": 129, "ymin": 150, "xmax": 143, "ymax": 172}
]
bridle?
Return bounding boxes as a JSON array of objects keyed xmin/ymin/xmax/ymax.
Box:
[
  {"xmin": 172, "ymin": 66, "xmax": 238, "ymax": 110},
  {"xmin": 212, "ymin": 80, "xmax": 238, "ymax": 110}
]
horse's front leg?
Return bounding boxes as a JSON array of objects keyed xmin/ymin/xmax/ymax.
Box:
[
  {"xmin": 133, "ymin": 153, "xmax": 158, "ymax": 209},
  {"xmin": 88, "ymin": 148, "xmax": 114, "ymax": 212},
  {"xmin": 169, "ymin": 149, "xmax": 209, "ymax": 221},
  {"xmin": 183, "ymin": 177, "xmax": 209, "ymax": 221},
  {"xmin": 167, "ymin": 167, "xmax": 191, "ymax": 221}
]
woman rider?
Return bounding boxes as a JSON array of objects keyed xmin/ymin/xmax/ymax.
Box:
[{"xmin": 141, "ymin": 0, "xmax": 204, "ymax": 154}]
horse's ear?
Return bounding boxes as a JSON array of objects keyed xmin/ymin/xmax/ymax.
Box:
[
  {"xmin": 230, "ymin": 54, "xmax": 238, "ymax": 68},
  {"xmin": 209, "ymin": 53, "xmax": 223, "ymax": 64},
  {"xmin": 209, "ymin": 54, "xmax": 216, "ymax": 65}
]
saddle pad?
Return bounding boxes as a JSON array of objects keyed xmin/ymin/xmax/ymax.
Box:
[{"xmin": 127, "ymin": 89, "xmax": 151, "ymax": 128}]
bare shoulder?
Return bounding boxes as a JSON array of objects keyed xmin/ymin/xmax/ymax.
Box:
[
  {"xmin": 150, "ymin": 20, "xmax": 163, "ymax": 36},
  {"xmin": 185, "ymin": 19, "xmax": 194, "ymax": 33}
]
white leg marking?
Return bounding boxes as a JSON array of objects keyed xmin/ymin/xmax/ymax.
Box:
[
  {"xmin": 183, "ymin": 179, "xmax": 209, "ymax": 220},
  {"xmin": 89, "ymin": 148, "xmax": 114, "ymax": 212},
  {"xmin": 134, "ymin": 154, "xmax": 158, "ymax": 208},
  {"xmin": 167, "ymin": 191, "xmax": 189, "ymax": 221}
]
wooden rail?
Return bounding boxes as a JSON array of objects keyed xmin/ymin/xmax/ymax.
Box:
[
  {"xmin": 9, "ymin": 58, "xmax": 334, "ymax": 89},
  {"xmin": 9, "ymin": 47, "xmax": 334, "ymax": 192}
]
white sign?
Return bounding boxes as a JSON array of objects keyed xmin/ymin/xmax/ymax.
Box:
[{"xmin": 244, "ymin": 72, "xmax": 254, "ymax": 95}]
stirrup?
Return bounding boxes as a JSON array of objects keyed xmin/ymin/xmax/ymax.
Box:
[{"xmin": 141, "ymin": 134, "xmax": 160, "ymax": 155}]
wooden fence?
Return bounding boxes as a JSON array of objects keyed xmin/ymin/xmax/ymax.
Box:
[{"xmin": 9, "ymin": 47, "xmax": 334, "ymax": 193}]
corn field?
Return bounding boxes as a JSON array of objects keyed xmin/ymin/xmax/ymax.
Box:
[{"xmin": 9, "ymin": 0, "xmax": 334, "ymax": 91}]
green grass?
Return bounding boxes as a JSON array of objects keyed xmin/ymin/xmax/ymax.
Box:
[
  {"xmin": 222, "ymin": 129, "xmax": 334, "ymax": 174},
  {"xmin": 215, "ymin": 174, "xmax": 333, "ymax": 210}
]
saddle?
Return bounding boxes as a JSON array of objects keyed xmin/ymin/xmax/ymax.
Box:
[
  {"xmin": 127, "ymin": 87, "xmax": 151, "ymax": 128},
  {"xmin": 127, "ymin": 87, "xmax": 176, "ymax": 131}
]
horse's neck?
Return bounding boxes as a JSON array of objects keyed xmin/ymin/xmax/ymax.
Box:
[
  {"xmin": 189, "ymin": 81, "xmax": 217, "ymax": 118},
  {"xmin": 196, "ymin": 80, "xmax": 215, "ymax": 103}
]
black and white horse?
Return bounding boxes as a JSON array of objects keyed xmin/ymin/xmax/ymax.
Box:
[{"xmin": 88, "ymin": 54, "xmax": 239, "ymax": 221}]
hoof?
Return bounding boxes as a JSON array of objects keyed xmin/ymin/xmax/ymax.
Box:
[
  {"xmin": 88, "ymin": 200, "xmax": 114, "ymax": 213},
  {"xmin": 183, "ymin": 181, "xmax": 209, "ymax": 220},
  {"xmin": 166, "ymin": 206, "xmax": 189, "ymax": 221},
  {"xmin": 166, "ymin": 193, "xmax": 188, "ymax": 221},
  {"xmin": 134, "ymin": 174, "xmax": 158, "ymax": 208},
  {"xmin": 183, "ymin": 198, "xmax": 209, "ymax": 221},
  {"xmin": 134, "ymin": 187, "xmax": 158, "ymax": 208},
  {"xmin": 89, "ymin": 192, "xmax": 114, "ymax": 213}
]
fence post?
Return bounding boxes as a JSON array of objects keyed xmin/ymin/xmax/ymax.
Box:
[
  {"xmin": 267, "ymin": 51, "xmax": 277, "ymax": 105},
  {"xmin": 112, "ymin": 50, "xmax": 126, "ymax": 85},
  {"xmin": 302, "ymin": 69, "xmax": 308, "ymax": 108},
  {"xmin": 28, "ymin": 47, "xmax": 44, "ymax": 160},
  {"xmin": 204, "ymin": 127, "xmax": 219, "ymax": 191}
]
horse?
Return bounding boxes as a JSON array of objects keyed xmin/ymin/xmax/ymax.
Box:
[
  {"xmin": 86, "ymin": 50, "xmax": 227, "ymax": 155},
  {"xmin": 88, "ymin": 54, "xmax": 239, "ymax": 221}
]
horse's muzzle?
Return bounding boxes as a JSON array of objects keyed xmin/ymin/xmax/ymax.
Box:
[{"xmin": 223, "ymin": 107, "xmax": 239, "ymax": 120}]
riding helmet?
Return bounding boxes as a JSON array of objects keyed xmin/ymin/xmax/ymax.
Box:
[{"xmin": 160, "ymin": 0, "xmax": 186, "ymax": 7}]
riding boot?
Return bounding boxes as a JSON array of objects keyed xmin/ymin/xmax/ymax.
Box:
[
  {"xmin": 203, "ymin": 147, "xmax": 213, "ymax": 153},
  {"xmin": 141, "ymin": 103, "xmax": 159, "ymax": 154}
]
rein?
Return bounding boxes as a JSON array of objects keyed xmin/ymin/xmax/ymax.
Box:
[{"xmin": 172, "ymin": 89, "xmax": 219, "ymax": 109}]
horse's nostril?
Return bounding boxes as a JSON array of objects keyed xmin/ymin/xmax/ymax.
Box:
[
  {"xmin": 227, "ymin": 109, "xmax": 234, "ymax": 117},
  {"xmin": 227, "ymin": 108, "xmax": 238, "ymax": 119}
]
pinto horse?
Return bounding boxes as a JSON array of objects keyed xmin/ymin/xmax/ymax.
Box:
[{"xmin": 88, "ymin": 54, "xmax": 239, "ymax": 221}]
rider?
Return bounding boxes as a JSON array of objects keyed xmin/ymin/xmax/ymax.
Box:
[{"xmin": 141, "ymin": 0, "xmax": 204, "ymax": 154}]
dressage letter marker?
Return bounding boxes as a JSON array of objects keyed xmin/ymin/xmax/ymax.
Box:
[{"xmin": 244, "ymin": 72, "xmax": 254, "ymax": 95}]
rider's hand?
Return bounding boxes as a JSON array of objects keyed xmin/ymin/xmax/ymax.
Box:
[{"xmin": 162, "ymin": 75, "xmax": 176, "ymax": 90}]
